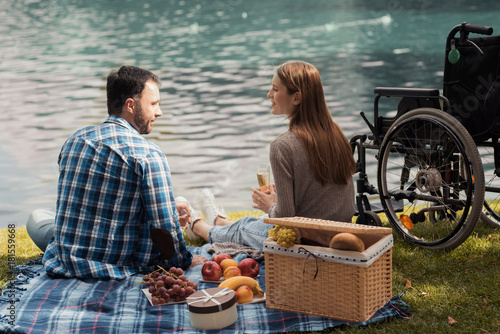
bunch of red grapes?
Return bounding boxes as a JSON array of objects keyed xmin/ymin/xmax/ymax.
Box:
[{"xmin": 142, "ymin": 266, "xmax": 198, "ymax": 305}]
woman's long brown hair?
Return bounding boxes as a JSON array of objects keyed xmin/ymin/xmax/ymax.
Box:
[{"xmin": 276, "ymin": 61, "xmax": 356, "ymax": 185}]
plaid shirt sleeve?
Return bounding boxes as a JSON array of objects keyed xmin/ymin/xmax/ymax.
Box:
[{"xmin": 140, "ymin": 151, "xmax": 193, "ymax": 269}]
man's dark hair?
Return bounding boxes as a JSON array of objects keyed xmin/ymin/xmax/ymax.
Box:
[{"xmin": 106, "ymin": 66, "xmax": 160, "ymax": 115}]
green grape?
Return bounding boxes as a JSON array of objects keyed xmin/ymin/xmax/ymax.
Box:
[{"xmin": 269, "ymin": 225, "xmax": 298, "ymax": 248}]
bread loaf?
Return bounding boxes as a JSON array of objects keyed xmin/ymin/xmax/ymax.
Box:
[{"xmin": 329, "ymin": 232, "xmax": 365, "ymax": 252}]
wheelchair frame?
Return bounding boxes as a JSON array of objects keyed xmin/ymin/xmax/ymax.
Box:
[{"xmin": 351, "ymin": 23, "xmax": 500, "ymax": 250}]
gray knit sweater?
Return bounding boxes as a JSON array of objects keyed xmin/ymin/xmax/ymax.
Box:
[{"xmin": 268, "ymin": 130, "xmax": 355, "ymax": 223}]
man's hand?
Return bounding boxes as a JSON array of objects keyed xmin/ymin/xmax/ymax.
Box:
[
  {"xmin": 176, "ymin": 202, "xmax": 191, "ymax": 227},
  {"xmin": 190, "ymin": 255, "xmax": 208, "ymax": 268}
]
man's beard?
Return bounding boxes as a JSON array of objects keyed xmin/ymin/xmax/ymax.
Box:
[{"xmin": 133, "ymin": 103, "xmax": 151, "ymax": 134}]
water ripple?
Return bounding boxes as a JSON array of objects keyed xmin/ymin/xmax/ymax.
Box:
[{"xmin": 1, "ymin": 0, "xmax": 496, "ymax": 226}]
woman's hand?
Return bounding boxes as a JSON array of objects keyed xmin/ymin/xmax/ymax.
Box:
[{"xmin": 252, "ymin": 184, "xmax": 277, "ymax": 213}]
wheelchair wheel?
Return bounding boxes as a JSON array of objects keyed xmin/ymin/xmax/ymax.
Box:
[
  {"xmin": 377, "ymin": 108, "xmax": 485, "ymax": 250},
  {"xmin": 477, "ymin": 145, "xmax": 500, "ymax": 228},
  {"xmin": 355, "ymin": 210, "xmax": 383, "ymax": 227}
]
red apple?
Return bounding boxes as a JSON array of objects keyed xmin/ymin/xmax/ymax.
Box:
[
  {"xmin": 201, "ymin": 261, "xmax": 222, "ymax": 281},
  {"xmin": 211, "ymin": 253, "xmax": 232, "ymax": 265},
  {"xmin": 238, "ymin": 258, "xmax": 260, "ymax": 278}
]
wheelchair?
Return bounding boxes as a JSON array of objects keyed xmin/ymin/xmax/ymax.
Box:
[{"xmin": 351, "ymin": 22, "xmax": 500, "ymax": 250}]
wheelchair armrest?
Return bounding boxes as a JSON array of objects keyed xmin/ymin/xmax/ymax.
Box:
[{"xmin": 374, "ymin": 87, "xmax": 440, "ymax": 97}]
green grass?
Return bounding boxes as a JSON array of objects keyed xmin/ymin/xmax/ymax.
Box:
[
  {"xmin": 1, "ymin": 211, "xmax": 499, "ymax": 333},
  {"xmin": 0, "ymin": 225, "xmax": 44, "ymax": 288}
]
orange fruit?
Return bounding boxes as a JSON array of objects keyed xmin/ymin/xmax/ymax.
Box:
[
  {"xmin": 220, "ymin": 258, "xmax": 238, "ymax": 272},
  {"xmin": 235, "ymin": 285, "xmax": 254, "ymax": 304},
  {"xmin": 223, "ymin": 266, "xmax": 241, "ymax": 279}
]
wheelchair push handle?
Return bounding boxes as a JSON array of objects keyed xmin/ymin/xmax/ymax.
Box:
[
  {"xmin": 446, "ymin": 23, "xmax": 493, "ymax": 62},
  {"xmin": 462, "ymin": 23, "xmax": 493, "ymax": 35},
  {"xmin": 447, "ymin": 22, "xmax": 493, "ymax": 40}
]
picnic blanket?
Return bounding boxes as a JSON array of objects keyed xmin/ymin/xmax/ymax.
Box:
[
  {"xmin": 0, "ymin": 244, "xmax": 410, "ymax": 333},
  {"xmin": 207, "ymin": 242, "xmax": 265, "ymax": 260}
]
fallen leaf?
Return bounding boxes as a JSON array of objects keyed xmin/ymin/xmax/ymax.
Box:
[
  {"xmin": 406, "ymin": 279, "xmax": 412, "ymax": 288},
  {"xmin": 488, "ymin": 234, "xmax": 493, "ymax": 239},
  {"xmin": 483, "ymin": 297, "xmax": 488, "ymax": 304},
  {"xmin": 448, "ymin": 316, "xmax": 459, "ymax": 325}
]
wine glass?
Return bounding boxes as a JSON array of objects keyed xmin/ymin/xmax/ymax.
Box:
[{"xmin": 257, "ymin": 164, "xmax": 270, "ymax": 193}]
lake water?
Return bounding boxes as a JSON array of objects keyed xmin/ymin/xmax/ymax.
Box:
[{"xmin": 2, "ymin": 0, "xmax": 500, "ymax": 228}]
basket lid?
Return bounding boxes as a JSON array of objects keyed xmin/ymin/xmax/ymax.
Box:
[{"xmin": 264, "ymin": 217, "xmax": 392, "ymax": 235}]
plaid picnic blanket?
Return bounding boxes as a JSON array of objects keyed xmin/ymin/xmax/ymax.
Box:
[{"xmin": 0, "ymin": 244, "xmax": 410, "ymax": 333}]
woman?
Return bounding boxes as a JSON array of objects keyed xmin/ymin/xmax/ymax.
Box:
[{"xmin": 186, "ymin": 60, "xmax": 356, "ymax": 249}]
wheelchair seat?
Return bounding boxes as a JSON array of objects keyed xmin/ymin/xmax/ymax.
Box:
[{"xmin": 372, "ymin": 87, "xmax": 445, "ymax": 141}]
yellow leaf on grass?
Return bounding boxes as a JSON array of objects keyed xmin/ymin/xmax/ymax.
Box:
[
  {"xmin": 448, "ymin": 316, "xmax": 459, "ymax": 325},
  {"xmin": 405, "ymin": 279, "xmax": 411, "ymax": 288},
  {"xmin": 421, "ymin": 292, "xmax": 429, "ymax": 297}
]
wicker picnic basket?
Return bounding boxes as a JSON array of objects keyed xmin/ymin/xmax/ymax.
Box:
[{"xmin": 263, "ymin": 217, "xmax": 393, "ymax": 322}]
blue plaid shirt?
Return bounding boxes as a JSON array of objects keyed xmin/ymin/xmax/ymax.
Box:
[{"xmin": 43, "ymin": 116, "xmax": 192, "ymax": 279}]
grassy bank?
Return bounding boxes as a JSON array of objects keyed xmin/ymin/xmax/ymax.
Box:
[{"xmin": 1, "ymin": 212, "xmax": 499, "ymax": 333}]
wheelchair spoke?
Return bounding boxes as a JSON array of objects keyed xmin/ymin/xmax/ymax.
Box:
[{"xmin": 377, "ymin": 108, "xmax": 484, "ymax": 250}]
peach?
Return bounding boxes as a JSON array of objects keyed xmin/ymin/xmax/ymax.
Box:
[
  {"xmin": 235, "ymin": 285, "xmax": 254, "ymax": 304},
  {"xmin": 220, "ymin": 258, "xmax": 238, "ymax": 272},
  {"xmin": 223, "ymin": 266, "xmax": 241, "ymax": 279}
]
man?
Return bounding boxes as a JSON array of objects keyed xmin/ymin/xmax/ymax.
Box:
[{"xmin": 39, "ymin": 66, "xmax": 206, "ymax": 279}]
